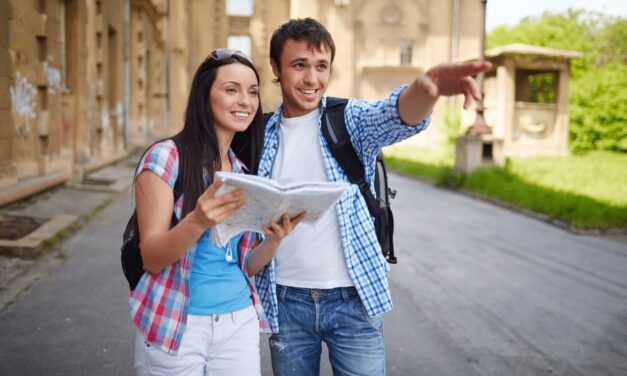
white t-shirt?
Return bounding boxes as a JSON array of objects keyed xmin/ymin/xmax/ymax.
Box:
[{"xmin": 271, "ymin": 109, "xmax": 353, "ymax": 288}]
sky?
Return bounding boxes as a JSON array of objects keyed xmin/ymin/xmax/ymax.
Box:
[{"xmin": 486, "ymin": 0, "xmax": 627, "ymax": 30}]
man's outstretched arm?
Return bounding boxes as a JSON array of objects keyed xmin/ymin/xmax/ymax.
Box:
[{"xmin": 398, "ymin": 61, "xmax": 492, "ymax": 125}]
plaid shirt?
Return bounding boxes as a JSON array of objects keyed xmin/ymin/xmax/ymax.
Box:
[
  {"xmin": 128, "ymin": 140, "xmax": 271, "ymax": 355},
  {"xmin": 255, "ymin": 85, "xmax": 430, "ymax": 333}
]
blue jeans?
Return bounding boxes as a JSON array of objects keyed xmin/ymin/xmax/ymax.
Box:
[{"xmin": 269, "ymin": 285, "xmax": 385, "ymax": 376}]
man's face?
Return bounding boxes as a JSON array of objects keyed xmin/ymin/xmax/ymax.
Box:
[{"xmin": 272, "ymin": 39, "xmax": 332, "ymax": 118}]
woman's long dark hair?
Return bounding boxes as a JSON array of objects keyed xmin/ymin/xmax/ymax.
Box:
[{"xmin": 173, "ymin": 54, "xmax": 265, "ymax": 218}]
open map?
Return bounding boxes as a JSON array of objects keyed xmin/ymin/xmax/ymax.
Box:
[{"xmin": 210, "ymin": 171, "xmax": 349, "ymax": 247}]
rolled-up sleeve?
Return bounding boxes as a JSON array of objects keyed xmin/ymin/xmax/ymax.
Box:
[{"xmin": 344, "ymin": 84, "xmax": 431, "ymax": 162}]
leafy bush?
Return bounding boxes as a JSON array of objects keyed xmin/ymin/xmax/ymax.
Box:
[
  {"xmin": 437, "ymin": 169, "xmax": 465, "ymax": 189},
  {"xmin": 569, "ymin": 62, "xmax": 627, "ymax": 152},
  {"xmin": 441, "ymin": 106, "xmax": 463, "ymax": 157}
]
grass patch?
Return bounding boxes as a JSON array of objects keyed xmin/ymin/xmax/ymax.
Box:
[
  {"xmin": 503, "ymin": 151, "xmax": 627, "ymax": 207},
  {"xmin": 383, "ymin": 144, "xmax": 452, "ymax": 183},
  {"xmin": 42, "ymin": 198, "xmax": 114, "ymax": 249},
  {"xmin": 383, "ymin": 146, "xmax": 627, "ymax": 230}
]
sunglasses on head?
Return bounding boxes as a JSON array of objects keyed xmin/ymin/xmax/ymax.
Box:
[{"xmin": 206, "ymin": 48, "xmax": 252, "ymax": 63}]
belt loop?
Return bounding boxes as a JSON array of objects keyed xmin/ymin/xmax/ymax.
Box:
[
  {"xmin": 341, "ymin": 287, "xmax": 351, "ymax": 302},
  {"xmin": 277, "ymin": 284, "xmax": 287, "ymax": 300}
]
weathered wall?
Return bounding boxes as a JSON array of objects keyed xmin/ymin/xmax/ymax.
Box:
[
  {"xmin": 1, "ymin": 0, "xmax": 487, "ymax": 205},
  {"xmin": 0, "ymin": 0, "xmax": 16, "ymax": 190}
]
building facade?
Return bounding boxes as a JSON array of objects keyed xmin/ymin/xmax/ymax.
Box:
[{"xmin": 0, "ymin": 0, "xmax": 483, "ymax": 205}]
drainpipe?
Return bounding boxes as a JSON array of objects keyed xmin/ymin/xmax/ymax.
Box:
[
  {"xmin": 123, "ymin": 0, "xmax": 130, "ymax": 148},
  {"xmin": 466, "ymin": 0, "xmax": 491, "ymax": 137},
  {"xmin": 162, "ymin": 0, "xmax": 169, "ymax": 136},
  {"xmin": 449, "ymin": 0, "xmax": 460, "ymax": 106},
  {"xmin": 451, "ymin": 0, "xmax": 460, "ymax": 62}
]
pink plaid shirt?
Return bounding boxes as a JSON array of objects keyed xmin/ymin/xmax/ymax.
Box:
[{"xmin": 128, "ymin": 140, "xmax": 271, "ymax": 355}]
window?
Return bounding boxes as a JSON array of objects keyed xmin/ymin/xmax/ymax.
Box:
[
  {"xmin": 37, "ymin": 37, "xmax": 47, "ymax": 61},
  {"xmin": 227, "ymin": 36, "xmax": 252, "ymax": 59},
  {"xmin": 400, "ymin": 39, "xmax": 413, "ymax": 65},
  {"xmin": 226, "ymin": 0, "xmax": 253, "ymax": 16},
  {"xmin": 515, "ymin": 70, "xmax": 558, "ymax": 104}
]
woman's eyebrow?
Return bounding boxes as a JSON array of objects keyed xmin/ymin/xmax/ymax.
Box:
[{"xmin": 220, "ymin": 81, "xmax": 258, "ymax": 87}]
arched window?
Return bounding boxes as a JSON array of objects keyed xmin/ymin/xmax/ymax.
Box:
[
  {"xmin": 227, "ymin": 35, "xmax": 252, "ymax": 59},
  {"xmin": 400, "ymin": 39, "xmax": 413, "ymax": 65}
]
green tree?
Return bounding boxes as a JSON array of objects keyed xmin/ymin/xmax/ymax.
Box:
[
  {"xmin": 570, "ymin": 62, "xmax": 627, "ymax": 152},
  {"xmin": 487, "ymin": 9, "xmax": 598, "ymax": 78},
  {"xmin": 597, "ymin": 18, "xmax": 627, "ymax": 64}
]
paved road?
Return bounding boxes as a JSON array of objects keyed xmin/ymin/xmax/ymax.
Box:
[
  {"xmin": 385, "ymin": 173, "xmax": 627, "ymax": 376},
  {"xmin": 0, "ymin": 172, "xmax": 625, "ymax": 375}
]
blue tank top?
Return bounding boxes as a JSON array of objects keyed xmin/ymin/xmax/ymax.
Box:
[{"xmin": 188, "ymin": 231, "xmax": 251, "ymax": 315}]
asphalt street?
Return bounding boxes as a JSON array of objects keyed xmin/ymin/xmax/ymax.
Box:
[{"xmin": 0, "ymin": 172, "xmax": 625, "ymax": 375}]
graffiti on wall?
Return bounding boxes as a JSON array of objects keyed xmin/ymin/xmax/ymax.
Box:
[
  {"xmin": 10, "ymin": 72, "xmax": 37, "ymax": 139},
  {"xmin": 61, "ymin": 110, "xmax": 72, "ymax": 147},
  {"xmin": 45, "ymin": 63, "xmax": 63, "ymax": 94},
  {"xmin": 101, "ymin": 110, "xmax": 110, "ymax": 129},
  {"xmin": 115, "ymin": 102, "xmax": 123, "ymax": 127},
  {"xmin": 60, "ymin": 97, "xmax": 74, "ymax": 149}
]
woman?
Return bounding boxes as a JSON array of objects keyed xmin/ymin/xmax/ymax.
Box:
[{"xmin": 130, "ymin": 49, "xmax": 302, "ymax": 375}]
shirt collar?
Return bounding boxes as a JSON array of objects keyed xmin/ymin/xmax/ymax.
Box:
[
  {"xmin": 228, "ymin": 148, "xmax": 249, "ymax": 173},
  {"xmin": 267, "ymin": 96, "xmax": 328, "ymax": 131}
]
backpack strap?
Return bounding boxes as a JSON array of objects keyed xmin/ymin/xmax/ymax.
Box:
[
  {"xmin": 171, "ymin": 137, "xmax": 185, "ymax": 224},
  {"xmin": 321, "ymin": 97, "xmax": 382, "ymax": 216},
  {"xmin": 263, "ymin": 112, "xmax": 274, "ymax": 125}
]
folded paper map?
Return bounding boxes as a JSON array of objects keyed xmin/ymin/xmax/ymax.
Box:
[{"xmin": 210, "ymin": 171, "xmax": 349, "ymax": 247}]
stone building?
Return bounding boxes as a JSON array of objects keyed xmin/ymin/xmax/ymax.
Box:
[
  {"xmin": 479, "ymin": 44, "xmax": 581, "ymax": 162},
  {"xmin": 0, "ymin": 0, "xmax": 174, "ymax": 205},
  {"xmin": 455, "ymin": 43, "xmax": 581, "ymax": 173},
  {"xmin": 1, "ymin": 0, "xmax": 484, "ymax": 205},
  {"xmin": 225, "ymin": 0, "xmax": 483, "ymax": 146}
]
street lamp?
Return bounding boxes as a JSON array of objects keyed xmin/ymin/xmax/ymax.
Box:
[
  {"xmin": 454, "ymin": 0, "xmax": 492, "ymax": 173},
  {"xmin": 466, "ymin": 0, "xmax": 491, "ymax": 136}
]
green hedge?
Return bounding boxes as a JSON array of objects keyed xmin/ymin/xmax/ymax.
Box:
[{"xmin": 570, "ymin": 62, "xmax": 627, "ymax": 152}]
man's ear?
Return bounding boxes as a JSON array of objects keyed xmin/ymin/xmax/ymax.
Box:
[{"xmin": 270, "ymin": 59, "xmax": 280, "ymax": 80}]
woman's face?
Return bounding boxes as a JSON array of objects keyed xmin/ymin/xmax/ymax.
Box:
[{"xmin": 209, "ymin": 62, "xmax": 260, "ymax": 135}]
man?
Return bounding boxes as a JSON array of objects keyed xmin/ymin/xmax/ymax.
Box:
[{"xmin": 254, "ymin": 18, "xmax": 490, "ymax": 375}]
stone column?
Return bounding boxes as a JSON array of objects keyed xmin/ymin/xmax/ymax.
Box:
[
  {"xmin": 454, "ymin": 134, "xmax": 484, "ymax": 174},
  {"xmin": 556, "ymin": 62, "xmax": 570, "ymax": 156}
]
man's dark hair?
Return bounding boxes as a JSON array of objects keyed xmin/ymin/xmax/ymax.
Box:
[{"xmin": 269, "ymin": 17, "xmax": 336, "ymax": 72}]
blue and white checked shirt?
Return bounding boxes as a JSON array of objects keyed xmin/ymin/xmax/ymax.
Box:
[{"xmin": 255, "ymin": 85, "xmax": 431, "ymax": 332}]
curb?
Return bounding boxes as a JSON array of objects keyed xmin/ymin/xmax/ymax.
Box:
[
  {"xmin": 70, "ymin": 178, "xmax": 131, "ymax": 193},
  {"xmin": 0, "ymin": 215, "xmax": 78, "ymax": 258},
  {"xmin": 389, "ymin": 170, "xmax": 627, "ymax": 237},
  {"xmin": 0, "ymin": 163, "xmax": 133, "ymax": 260},
  {"xmin": 456, "ymin": 189, "xmax": 627, "ymax": 236}
]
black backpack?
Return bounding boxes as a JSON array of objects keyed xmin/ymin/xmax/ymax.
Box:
[
  {"xmin": 264, "ymin": 98, "xmax": 398, "ymax": 264},
  {"xmin": 120, "ymin": 138, "xmax": 184, "ymax": 290}
]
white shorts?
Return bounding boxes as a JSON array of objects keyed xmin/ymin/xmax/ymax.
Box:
[{"xmin": 134, "ymin": 305, "xmax": 260, "ymax": 376}]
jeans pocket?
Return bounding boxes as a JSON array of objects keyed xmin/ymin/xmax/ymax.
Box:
[{"xmin": 355, "ymin": 297, "xmax": 385, "ymax": 333}]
